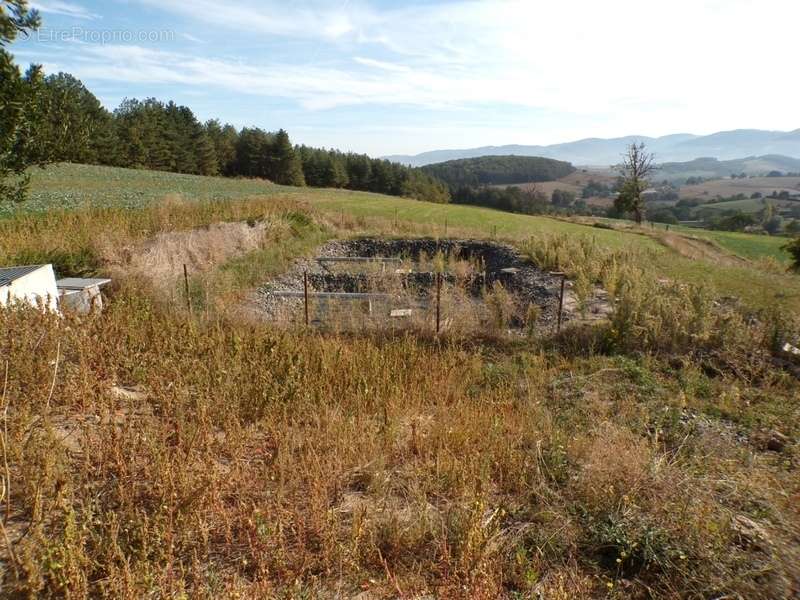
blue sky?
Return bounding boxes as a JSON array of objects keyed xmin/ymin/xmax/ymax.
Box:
[{"xmin": 11, "ymin": 0, "xmax": 800, "ymax": 156}]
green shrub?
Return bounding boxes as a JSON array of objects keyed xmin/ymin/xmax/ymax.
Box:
[{"xmin": 784, "ymin": 236, "xmax": 800, "ymax": 272}]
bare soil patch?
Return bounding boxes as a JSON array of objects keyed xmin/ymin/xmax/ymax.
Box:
[{"xmin": 99, "ymin": 220, "xmax": 273, "ymax": 289}]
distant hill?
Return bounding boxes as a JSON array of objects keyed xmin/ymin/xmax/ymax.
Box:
[
  {"xmin": 658, "ymin": 155, "xmax": 800, "ymax": 182},
  {"xmin": 385, "ymin": 129, "xmax": 800, "ymax": 167},
  {"xmin": 420, "ymin": 155, "xmax": 575, "ymax": 189}
]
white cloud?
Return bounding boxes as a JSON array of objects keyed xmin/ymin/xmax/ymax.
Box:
[
  {"xmin": 30, "ymin": 0, "xmax": 100, "ymax": 19},
  {"xmin": 129, "ymin": 0, "xmax": 799, "ymax": 113},
  {"xmin": 27, "ymin": 0, "xmax": 800, "ymax": 151},
  {"xmin": 353, "ymin": 57, "xmax": 411, "ymax": 72},
  {"xmin": 180, "ymin": 32, "xmax": 204, "ymax": 43},
  {"xmin": 138, "ymin": 0, "xmax": 377, "ymax": 41}
]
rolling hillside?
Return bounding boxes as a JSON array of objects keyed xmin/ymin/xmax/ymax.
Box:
[
  {"xmin": 16, "ymin": 162, "xmax": 795, "ymax": 312},
  {"xmin": 660, "ymin": 156, "xmax": 800, "ymax": 183},
  {"xmin": 498, "ymin": 170, "xmax": 617, "ymax": 201},
  {"xmin": 385, "ymin": 129, "xmax": 800, "ymax": 167}
]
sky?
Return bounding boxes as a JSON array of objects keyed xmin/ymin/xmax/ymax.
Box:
[{"xmin": 10, "ymin": 0, "xmax": 800, "ymax": 156}]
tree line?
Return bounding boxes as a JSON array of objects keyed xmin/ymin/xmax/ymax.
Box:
[
  {"xmin": 9, "ymin": 72, "xmax": 450, "ymax": 202},
  {"xmin": 0, "ymin": 5, "xmax": 449, "ymax": 204},
  {"xmin": 421, "ymin": 155, "xmax": 575, "ymax": 189}
]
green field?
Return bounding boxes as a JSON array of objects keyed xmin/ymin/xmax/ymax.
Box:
[
  {"xmin": 15, "ymin": 163, "xmax": 799, "ymax": 312},
  {"xmin": 676, "ymin": 226, "xmax": 791, "ymax": 262},
  {"xmin": 18, "ymin": 163, "xmax": 789, "ymax": 257},
  {"xmin": 16, "ymin": 164, "xmax": 658, "ymax": 249},
  {"xmin": 9, "ymin": 163, "xmax": 288, "ymax": 214}
]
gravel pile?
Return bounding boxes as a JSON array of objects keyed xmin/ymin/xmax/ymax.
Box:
[{"xmin": 255, "ymin": 238, "xmax": 564, "ymax": 327}]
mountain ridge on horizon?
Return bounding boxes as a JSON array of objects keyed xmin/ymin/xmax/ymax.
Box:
[{"xmin": 383, "ymin": 128, "xmax": 800, "ymax": 167}]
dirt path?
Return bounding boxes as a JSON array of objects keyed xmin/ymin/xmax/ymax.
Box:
[{"xmin": 646, "ymin": 231, "xmax": 750, "ymax": 267}]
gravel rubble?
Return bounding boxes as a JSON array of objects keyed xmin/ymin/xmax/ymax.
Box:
[{"xmin": 256, "ymin": 238, "xmax": 565, "ymax": 328}]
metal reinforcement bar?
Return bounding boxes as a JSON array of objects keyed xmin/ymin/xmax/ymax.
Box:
[
  {"xmin": 270, "ymin": 291, "xmax": 392, "ymax": 300},
  {"xmin": 316, "ymin": 257, "xmax": 403, "ymax": 263}
]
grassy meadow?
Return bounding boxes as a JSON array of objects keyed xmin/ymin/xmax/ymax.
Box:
[
  {"xmin": 0, "ymin": 163, "xmax": 798, "ymax": 598},
  {"xmin": 16, "ymin": 163, "xmax": 800, "ymax": 312}
]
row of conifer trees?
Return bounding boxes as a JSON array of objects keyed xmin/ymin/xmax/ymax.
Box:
[{"xmin": 7, "ymin": 68, "xmax": 450, "ymax": 202}]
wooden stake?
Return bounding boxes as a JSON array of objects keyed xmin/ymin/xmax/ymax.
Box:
[
  {"xmin": 549, "ymin": 271, "xmax": 566, "ymax": 333},
  {"xmin": 183, "ymin": 264, "xmax": 191, "ymax": 313},
  {"xmin": 303, "ymin": 271, "xmax": 310, "ymax": 327},
  {"xmin": 435, "ymin": 272, "xmax": 442, "ymax": 334},
  {"xmin": 548, "ymin": 272, "xmax": 566, "ymax": 333}
]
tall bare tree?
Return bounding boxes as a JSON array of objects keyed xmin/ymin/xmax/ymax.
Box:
[{"xmin": 614, "ymin": 142, "xmax": 656, "ymax": 225}]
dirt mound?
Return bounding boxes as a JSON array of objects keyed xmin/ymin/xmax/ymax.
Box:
[{"xmin": 101, "ymin": 220, "xmax": 273, "ymax": 288}]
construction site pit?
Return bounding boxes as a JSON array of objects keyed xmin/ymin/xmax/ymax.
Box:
[{"xmin": 256, "ymin": 238, "xmax": 608, "ymax": 334}]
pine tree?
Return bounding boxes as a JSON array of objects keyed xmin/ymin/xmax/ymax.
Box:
[
  {"xmin": 0, "ymin": 0, "xmax": 44, "ymax": 203},
  {"xmin": 195, "ymin": 131, "xmax": 218, "ymax": 176},
  {"xmin": 324, "ymin": 151, "xmax": 349, "ymax": 188},
  {"xmin": 92, "ymin": 111, "xmax": 120, "ymax": 166},
  {"xmin": 205, "ymin": 120, "xmax": 237, "ymax": 176},
  {"xmin": 36, "ymin": 73, "xmax": 117, "ymax": 165},
  {"xmin": 345, "ymin": 153, "xmax": 372, "ymax": 190},
  {"xmin": 234, "ymin": 128, "xmax": 271, "ymax": 178},
  {"xmin": 268, "ymin": 129, "xmax": 305, "ymax": 186}
]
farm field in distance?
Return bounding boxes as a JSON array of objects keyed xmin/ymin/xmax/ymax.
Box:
[
  {"xmin": 679, "ymin": 176, "xmax": 800, "ymax": 200},
  {"xmin": 2, "ymin": 162, "xmax": 799, "ymax": 598},
  {"xmin": 693, "ymin": 196, "xmax": 799, "ymax": 214},
  {"xmin": 491, "ymin": 169, "xmax": 616, "ymax": 203}
]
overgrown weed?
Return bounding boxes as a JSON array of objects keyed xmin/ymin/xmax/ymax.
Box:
[{"xmin": 0, "ymin": 206, "xmax": 797, "ymax": 598}]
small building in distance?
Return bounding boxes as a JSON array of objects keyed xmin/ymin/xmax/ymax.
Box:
[{"xmin": 0, "ymin": 264, "xmax": 60, "ymax": 312}]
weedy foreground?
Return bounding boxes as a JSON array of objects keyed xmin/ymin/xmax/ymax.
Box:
[{"xmin": 0, "ymin": 195, "xmax": 798, "ymax": 599}]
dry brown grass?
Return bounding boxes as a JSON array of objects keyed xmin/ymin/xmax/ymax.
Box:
[
  {"xmin": 100, "ymin": 220, "xmax": 271, "ymax": 287},
  {"xmin": 0, "ymin": 201, "xmax": 798, "ymax": 598},
  {"xmin": 2, "ymin": 195, "xmax": 302, "ymax": 267}
]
